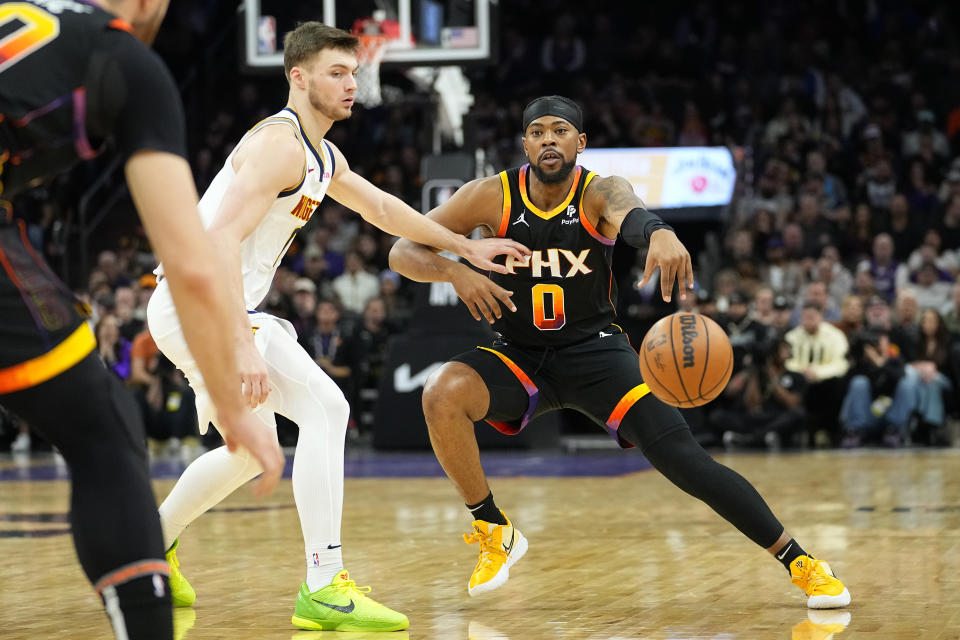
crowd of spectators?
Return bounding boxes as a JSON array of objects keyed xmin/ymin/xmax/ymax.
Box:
[{"xmin": 4, "ymin": 1, "xmax": 960, "ymax": 454}]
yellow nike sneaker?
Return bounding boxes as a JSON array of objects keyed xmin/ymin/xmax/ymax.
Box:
[
  {"xmin": 165, "ymin": 539, "xmax": 196, "ymax": 608},
  {"xmin": 791, "ymin": 610, "xmax": 851, "ymax": 640},
  {"xmin": 290, "ymin": 569, "xmax": 409, "ymax": 631},
  {"xmin": 462, "ymin": 510, "xmax": 527, "ymax": 596},
  {"xmin": 790, "ymin": 555, "xmax": 851, "ymax": 609}
]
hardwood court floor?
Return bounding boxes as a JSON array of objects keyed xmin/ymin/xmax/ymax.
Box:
[{"xmin": 2, "ymin": 449, "xmax": 960, "ymax": 639}]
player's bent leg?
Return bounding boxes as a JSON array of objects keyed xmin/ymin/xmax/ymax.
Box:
[
  {"xmin": 158, "ymin": 409, "xmax": 276, "ymax": 606},
  {"xmin": 619, "ymin": 401, "xmax": 850, "ymax": 608},
  {"xmin": 1, "ymin": 353, "xmax": 172, "ymax": 639},
  {"xmin": 422, "ymin": 362, "xmax": 494, "ymax": 504},
  {"xmin": 423, "ymin": 362, "xmax": 527, "ymax": 596},
  {"xmin": 251, "ymin": 320, "xmax": 407, "ymax": 631}
]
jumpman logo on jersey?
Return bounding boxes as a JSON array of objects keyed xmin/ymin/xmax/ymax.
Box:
[{"xmin": 513, "ymin": 211, "xmax": 529, "ymax": 227}]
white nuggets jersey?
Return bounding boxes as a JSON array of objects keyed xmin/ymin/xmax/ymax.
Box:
[{"xmin": 158, "ymin": 107, "xmax": 334, "ymax": 309}]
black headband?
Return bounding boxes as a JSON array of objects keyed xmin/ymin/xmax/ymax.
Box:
[{"xmin": 522, "ymin": 95, "xmax": 583, "ymax": 133}]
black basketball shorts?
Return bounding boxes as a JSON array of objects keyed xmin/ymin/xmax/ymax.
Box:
[
  {"xmin": 451, "ymin": 324, "xmax": 686, "ymax": 448},
  {"xmin": 0, "ymin": 222, "xmax": 93, "ymax": 393}
]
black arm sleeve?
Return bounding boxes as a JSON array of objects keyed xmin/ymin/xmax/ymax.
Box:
[
  {"xmin": 85, "ymin": 31, "xmax": 186, "ymax": 161},
  {"xmin": 619, "ymin": 207, "xmax": 674, "ymax": 247}
]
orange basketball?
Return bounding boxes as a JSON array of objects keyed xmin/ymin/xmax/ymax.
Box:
[{"xmin": 638, "ymin": 312, "xmax": 733, "ymax": 408}]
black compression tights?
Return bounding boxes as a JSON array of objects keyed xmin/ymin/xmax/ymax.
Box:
[
  {"xmin": 1, "ymin": 353, "xmax": 172, "ymax": 639},
  {"xmin": 619, "ymin": 409, "xmax": 784, "ymax": 548}
]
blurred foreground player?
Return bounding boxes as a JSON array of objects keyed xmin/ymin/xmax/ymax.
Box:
[
  {"xmin": 390, "ymin": 95, "xmax": 851, "ymax": 609},
  {"xmin": 0, "ymin": 1, "xmax": 283, "ymax": 637}
]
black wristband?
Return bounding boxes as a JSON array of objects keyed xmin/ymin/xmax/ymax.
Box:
[{"xmin": 620, "ymin": 207, "xmax": 673, "ymax": 247}]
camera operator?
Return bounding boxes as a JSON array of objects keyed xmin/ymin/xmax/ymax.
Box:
[{"xmin": 711, "ymin": 337, "xmax": 807, "ymax": 449}]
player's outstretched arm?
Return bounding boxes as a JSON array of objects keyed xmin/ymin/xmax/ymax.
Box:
[
  {"xmin": 389, "ymin": 177, "xmax": 519, "ymax": 323},
  {"xmin": 583, "ymin": 175, "xmax": 694, "ymax": 303},
  {"xmin": 126, "ymin": 151, "xmax": 284, "ymax": 496},
  {"xmin": 324, "ymin": 142, "xmax": 528, "ymax": 274}
]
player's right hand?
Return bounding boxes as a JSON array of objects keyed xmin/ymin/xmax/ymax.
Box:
[
  {"xmin": 218, "ymin": 409, "xmax": 284, "ymax": 497},
  {"xmin": 461, "ymin": 237, "xmax": 530, "ymax": 274},
  {"xmin": 452, "ymin": 267, "xmax": 517, "ymax": 324},
  {"xmin": 237, "ymin": 340, "xmax": 271, "ymax": 408}
]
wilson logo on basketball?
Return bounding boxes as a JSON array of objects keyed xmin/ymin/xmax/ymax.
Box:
[{"xmin": 679, "ymin": 314, "xmax": 699, "ymax": 368}]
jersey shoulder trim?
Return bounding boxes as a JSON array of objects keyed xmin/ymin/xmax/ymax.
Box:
[
  {"xmin": 496, "ymin": 171, "xmax": 511, "ymax": 237},
  {"xmin": 282, "ymin": 107, "xmax": 325, "ymax": 176},
  {"xmin": 578, "ymin": 171, "xmax": 615, "ymax": 245},
  {"xmin": 518, "ymin": 164, "xmax": 583, "ymax": 220},
  {"xmin": 245, "ymin": 116, "xmax": 306, "ymax": 196}
]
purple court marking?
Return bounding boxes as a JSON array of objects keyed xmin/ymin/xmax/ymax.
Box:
[{"xmin": 0, "ymin": 450, "xmax": 653, "ymax": 482}]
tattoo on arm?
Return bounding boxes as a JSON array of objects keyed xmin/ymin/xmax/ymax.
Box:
[{"xmin": 591, "ymin": 176, "xmax": 644, "ymax": 216}]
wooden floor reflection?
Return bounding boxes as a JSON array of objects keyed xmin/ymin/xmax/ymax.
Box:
[{"xmin": 2, "ymin": 449, "xmax": 960, "ymax": 639}]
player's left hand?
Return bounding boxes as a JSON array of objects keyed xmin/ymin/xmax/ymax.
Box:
[
  {"xmin": 237, "ymin": 340, "xmax": 271, "ymax": 408},
  {"xmin": 462, "ymin": 237, "xmax": 531, "ymax": 274},
  {"xmin": 638, "ymin": 229, "xmax": 694, "ymax": 303}
]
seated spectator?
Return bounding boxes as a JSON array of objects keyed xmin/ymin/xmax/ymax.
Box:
[
  {"xmin": 789, "ymin": 281, "xmax": 841, "ymax": 327},
  {"xmin": 771, "ymin": 295, "xmax": 793, "ymax": 333},
  {"xmin": 810, "ymin": 255, "xmax": 852, "ymax": 310},
  {"xmin": 894, "ymin": 288, "xmax": 921, "ymax": 331},
  {"xmin": 113, "ymin": 286, "xmax": 144, "ymax": 341},
  {"xmin": 833, "ymin": 295, "xmax": 864, "ymax": 342},
  {"xmin": 852, "ymin": 268, "xmax": 877, "ymax": 302},
  {"xmin": 906, "ymin": 229, "xmax": 959, "ymax": 277},
  {"xmin": 723, "ymin": 291, "xmax": 769, "ymax": 371},
  {"xmin": 882, "ymin": 194, "xmax": 920, "ymax": 262},
  {"xmin": 785, "ymin": 303, "xmax": 850, "ymax": 442},
  {"xmin": 938, "ymin": 194, "xmax": 960, "ymax": 252},
  {"xmin": 751, "ymin": 286, "xmax": 776, "ymax": 327},
  {"xmin": 302, "ymin": 299, "xmax": 353, "ymax": 396},
  {"xmin": 333, "ymin": 250, "xmax": 380, "ymax": 315},
  {"xmin": 379, "ymin": 269, "xmax": 411, "ymax": 330},
  {"xmin": 710, "ymin": 337, "xmax": 807, "ymax": 450},
  {"xmin": 857, "ymin": 233, "xmax": 907, "ymax": 302},
  {"xmin": 942, "ymin": 282, "xmax": 960, "ymax": 333},
  {"xmin": 840, "ymin": 329, "xmax": 917, "ymax": 447},
  {"xmin": 96, "ymin": 314, "xmax": 132, "ymax": 381},
  {"xmin": 906, "ymin": 309, "xmax": 953, "ymax": 443},
  {"xmin": 129, "ymin": 328, "xmax": 199, "ymax": 456},
  {"xmin": 907, "ymin": 261, "xmax": 953, "ymax": 312},
  {"xmin": 760, "ymin": 236, "xmax": 804, "ymax": 300},
  {"xmin": 290, "ymin": 278, "xmax": 318, "ymax": 339},
  {"xmin": 346, "ymin": 297, "xmax": 392, "ymax": 430}
]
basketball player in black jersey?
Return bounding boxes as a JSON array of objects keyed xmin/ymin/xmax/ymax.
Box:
[
  {"xmin": 389, "ymin": 96, "xmax": 851, "ymax": 609},
  {"xmin": 0, "ymin": 1, "xmax": 284, "ymax": 637}
]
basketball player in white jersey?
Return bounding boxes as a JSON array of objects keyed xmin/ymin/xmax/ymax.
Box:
[{"xmin": 146, "ymin": 22, "xmax": 527, "ymax": 632}]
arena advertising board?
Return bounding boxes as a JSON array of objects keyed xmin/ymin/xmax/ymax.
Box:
[{"xmin": 578, "ymin": 147, "xmax": 735, "ymax": 210}]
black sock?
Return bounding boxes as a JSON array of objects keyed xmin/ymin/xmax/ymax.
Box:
[
  {"xmin": 774, "ymin": 538, "xmax": 806, "ymax": 573},
  {"xmin": 101, "ymin": 573, "xmax": 172, "ymax": 639},
  {"xmin": 466, "ymin": 492, "xmax": 507, "ymax": 525}
]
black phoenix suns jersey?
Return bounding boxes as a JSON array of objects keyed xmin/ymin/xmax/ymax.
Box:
[
  {"xmin": 0, "ymin": 0, "xmax": 186, "ymax": 201},
  {"xmin": 489, "ymin": 164, "xmax": 617, "ymax": 348}
]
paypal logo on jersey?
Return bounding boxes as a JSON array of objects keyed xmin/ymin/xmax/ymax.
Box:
[{"xmin": 504, "ymin": 249, "xmax": 592, "ymax": 278}]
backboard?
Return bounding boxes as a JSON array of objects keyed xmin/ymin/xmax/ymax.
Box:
[{"xmin": 243, "ymin": 0, "xmax": 497, "ymax": 69}]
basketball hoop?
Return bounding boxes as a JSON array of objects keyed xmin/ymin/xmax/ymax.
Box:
[{"xmin": 355, "ymin": 34, "xmax": 388, "ymax": 108}]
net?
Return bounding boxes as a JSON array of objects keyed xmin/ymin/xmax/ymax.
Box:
[{"xmin": 355, "ymin": 34, "xmax": 389, "ymax": 108}]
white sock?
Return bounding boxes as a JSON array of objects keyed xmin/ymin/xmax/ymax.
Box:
[{"xmin": 306, "ymin": 548, "xmax": 344, "ymax": 591}]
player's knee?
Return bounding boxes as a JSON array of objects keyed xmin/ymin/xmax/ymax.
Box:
[
  {"xmin": 422, "ymin": 363, "xmax": 487, "ymax": 426},
  {"xmin": 306, "ymin": 371, "xmax": 350, "ymax": 432}
]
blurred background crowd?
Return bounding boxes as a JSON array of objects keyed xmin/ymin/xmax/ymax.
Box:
[{"xmin": 3, "ymin": 0, "xmax": 960, "ymax": 455}]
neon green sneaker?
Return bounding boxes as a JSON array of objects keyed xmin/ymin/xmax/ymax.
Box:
[
  {"xmin": 291, "ymin": 570, "xmax": 409, "ymax": 631},
  {"xmin": 165, "ymin": 539, "xmax": 196, "ymax": 608}
]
